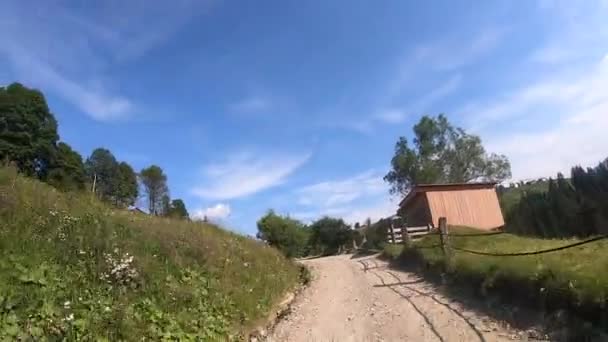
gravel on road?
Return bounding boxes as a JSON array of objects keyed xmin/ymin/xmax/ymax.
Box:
[{"xmin": 268, "ymin": 254, "xmax": 534, "ymax": 342}]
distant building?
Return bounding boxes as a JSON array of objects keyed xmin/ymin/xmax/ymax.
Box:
[{"xmin": 399, "ymin": 182, "xmax": 504, "ymax": 230}]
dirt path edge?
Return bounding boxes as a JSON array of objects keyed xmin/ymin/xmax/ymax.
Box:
[{"xmin": 248, "ymin": 265, "xmax": 311, "ymax": 342}]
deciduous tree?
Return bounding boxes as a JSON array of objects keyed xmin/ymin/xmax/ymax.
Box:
[
  {"xmin": 117, "ymin": 162, "xmax": 138, "ymax": 207},
  {"xmin": 85, "ymin": 148, "xmax": 120, "ymax": 202},
  {"xmin": 140, "ymin": 165, "xmax": 169, "ymax": 215},
  {"xmin": 308, "ymin": 217, "xmax": 352, "ymax": 255},
  {"xmin": 0, "ymin": 83, "xmax": 59, "ymax": 178},
  {"xmin": 256, "ymin": 211, "xmax": 309, "ymax": 258},
  {"xmin": 47, "ymin": 142, "xmax": 86, "ymax": 191},
  {"xmin": 167, "ymin": 199, "xmax": 189, "ymax": 219},
  {"xmin": 384, "ymin": 114, "xmax": 511, "ymax": 196}
]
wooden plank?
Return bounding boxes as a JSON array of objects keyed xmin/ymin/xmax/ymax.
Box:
[
  {"xmin": 410, "ymin": 231, "xmax": 429, "ymax": 237},
  {"xmin": 407, "ymin": 226, "xmax": 429, "ymax": 233}
]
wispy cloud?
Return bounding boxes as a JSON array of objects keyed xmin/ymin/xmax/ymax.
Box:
[
  {"xmin": 0, "ymin": 0, "xmax": 208, "ymax": 121},
  {"xmin": 192, "ymin": 203, "xmax": 232, "ymax": 221},
  {"xmin": 229, "ymin": 96, "xmax": 272, "ymax": 114},
  {"xmin": 296, "ymin": 170, "xmax": 386, "ymax": 207},
  {"xmin": 480, "ymin": 56, "xmax": 608, "ymax": 180},
  {"xmin": 192, "ymin": 151, "xmax": 311, "ymax": 200},
  {"xmin": 292, "ymin": 170, "xmax": 396, "ymax": 224},
  {"xmin": 335, "ymin": 27, "xmax": 492, "ymax": 133},
  {"xmin": 3, "ymin": 48, "xmax": 134, "ymax": 121},
  {"xmin": 411, "ymin": 27, "xmax": 507, "ymax": 72},
  {"xmin": 373, "ymin": 74, "xmax": 462, "ymax": 125}
]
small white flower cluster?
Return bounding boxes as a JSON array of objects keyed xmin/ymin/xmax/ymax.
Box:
[
  {"xmin": 62, "ymin": 301, "xmax": 75, "ymax": 323},
  {"xmin": 48, "ymin": 210, "xmax": 81, "ymax": 241},
  {"xmin": 60, "ymin": 214, "xmax": 80, "ymax": 226},
  {"xmin": 100, "ymin": 248, "xmax": 139, "ymax": 287}
]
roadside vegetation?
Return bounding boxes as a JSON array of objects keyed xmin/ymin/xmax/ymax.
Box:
[
  {"xmin": 382, "ymin": 226, "xmax": 608, "ymax": 336},
  {"xmin": 0, "ymin": 166, "xmax": 301, "ymax": 340},
  {"xmin": 256, "ymin": 211, "xmax": 359, "ymax": 257}
]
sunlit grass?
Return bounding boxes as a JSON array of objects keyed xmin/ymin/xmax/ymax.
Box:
[
  {"xmin": 383, "ymin": 225, "xmax": 608, "ymax": 330},
  {"xmin": 0, "ymin": 166, "xmax": 300, "ymax": 340}
]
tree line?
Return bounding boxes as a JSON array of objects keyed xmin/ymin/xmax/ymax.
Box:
[
  {"xmin": 0, "ymin": 83, "xmax": 188, "ymax": 219},
  {"xmin": 256, "ymin": 211, "xmax": 364, "ymax": 257},
  {"xmin": 504, "ymin": 158, "xmax": 608, "ymax": 238}
]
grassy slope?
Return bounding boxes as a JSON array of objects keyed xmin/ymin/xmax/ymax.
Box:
[
  {"xmin": 382, "ymin": 227, "xmax": 608, "ymax": 328},
  {"xmin": 0, "ymin": 167, "xmax": 301, "ymax": 340}
]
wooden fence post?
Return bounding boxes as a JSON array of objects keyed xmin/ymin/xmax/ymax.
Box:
[
  {"xmin": 402, "ymin": 223, "xmax": 412, "ymax": 247},
  {"xmin": 389, "ymin": 222, "xmax": 396, "ymax": 244},
  {"xmin": 438, "ymin": 217, "xmax": 452, "ymax": 267}
]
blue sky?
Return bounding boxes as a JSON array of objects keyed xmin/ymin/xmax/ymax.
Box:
[{"xmin": 2, "ymin": 0, "xmax": 608, "ymax": 234}]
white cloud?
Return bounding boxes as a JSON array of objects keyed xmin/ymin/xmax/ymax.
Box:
[
  {"xmin": 4, "ymin": 48, "xmax": 133, "ymax": 121},
  {"xmin": 192, "ymin": 203, "xmax": 231, "ymax": 221},
  {"xmin": 291, "ymin": 200, "xmax": 397, "ymax": 226},
  {"xmin": 411, "ymin": 27, "xmax": 507, "ymax": 72},
  {"xmin": 292, "ymin": 170, "xmax": 396, "ymax": 225},
  {"xmin": 365, "ymin": 74, "xmax": 462, "ymax": 127},
  {"xmin": 454, "ymin": 2, "xmax": 608, "ymax": 182},
  {"xmin": 472, "ymin": 56, "xmax": 608, "ymax": 180},
  {"xmin": 373, "ymin": 109, "xmax": 406, "ymax": 124},
  {"xmin": 297, "ymin": 170, "xmax": 386, "ymax": 207},
  {"xmin": 0, "ymin": 0, "xmax": 207, "ymax": 121},
  {"xmin": 229, "ymin": 96, "xmax": 271, "ymax": 114},
  {"xmin": 192, "ymin": 151, "xmax": 311, "ymax": 200}
]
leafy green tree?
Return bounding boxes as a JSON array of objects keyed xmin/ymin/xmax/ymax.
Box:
[
  {"xmin": 117, "ymin": 162, "xmax": 138, "ymax": 207},
  {"xmin": 167, "ymin": 199, "xmax": 189, "ymax": 219},
  {"xmin": 161, "ymin": 194, "xmax": 171, "ymax": 216},
  {"xmin": 0, "ymin": 83, "xmax": 59, "ymax": 178},
  {"xmin": 308, "ymin": 217, "xmax": 353, "ymax": 255},
  {"xmin": 384, "ymin": 114, "xmax": 511, "ymax": 196},
  {"xmin": 361, "ymin": 217, "xmax": 390, "ymax": 250},
  {"xmin": 140, "ymin": 165, "xmax": 169, "ymax": 215},
  {"xmin": 46, "ymin": 142, "xmax": 87, "ymax": 191},
  {"xmin": 85, "ymin": 148, "xmax": 120, "ymax": 202},
  {"xmin": 256, "ymin": 211, "xmax": 309, "ymax": 258}
]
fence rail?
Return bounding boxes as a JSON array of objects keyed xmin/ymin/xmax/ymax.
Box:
[
  {"xmin": 386, "ymin": 224, "xmax": 432, "ymax": 244},
  {"xmin": 390, "ymin": 217, "xmax": 608, "ymax": 259}
]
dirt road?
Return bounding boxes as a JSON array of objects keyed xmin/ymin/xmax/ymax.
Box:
[{"xmin": 269, "ymin": 254, "xmax": 528, "ymax": 342}]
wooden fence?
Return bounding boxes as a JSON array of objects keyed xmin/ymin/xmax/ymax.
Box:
[
  {"xmin": 386, "ymin": 222, "xmax": 433, "ymax": 244},
  {"xmin": 389, "ymin": 217, "xmax": 608, "ymax": 264}
]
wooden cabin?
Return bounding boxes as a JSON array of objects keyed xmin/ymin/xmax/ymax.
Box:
[{"xmin": 399, "ymin": 183, "xmax": 504, "ymax": 230}]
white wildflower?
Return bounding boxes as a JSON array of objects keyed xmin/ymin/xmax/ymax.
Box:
[{"xmin": 63, "ymin": 301, "xmax": 71, "ymax": 309}]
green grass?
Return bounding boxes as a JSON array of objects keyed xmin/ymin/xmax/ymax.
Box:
[
  {"xmin": 0, "ymin": 167, "xmax": 301, "ymax": 340},
  {"xmin": 382, "ymin": 244, "xmax": 404, "ymax": 259},
  {"xmin": 385, "ymin": 226, "xmax": 608, "ymax": 330}
]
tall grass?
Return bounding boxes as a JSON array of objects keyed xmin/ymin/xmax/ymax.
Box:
[{"xmin": 0, "ymin": 167, "xmax": 301, "ymax": 340}]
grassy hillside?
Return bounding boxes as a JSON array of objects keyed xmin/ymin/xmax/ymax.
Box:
[
  {"xmin": 383, "ymin": 227, "xmax": 608, "ymax": 335},
  {"xmin": 0, "ymin": 167, "xmax": 301, "ymax": 340}
]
